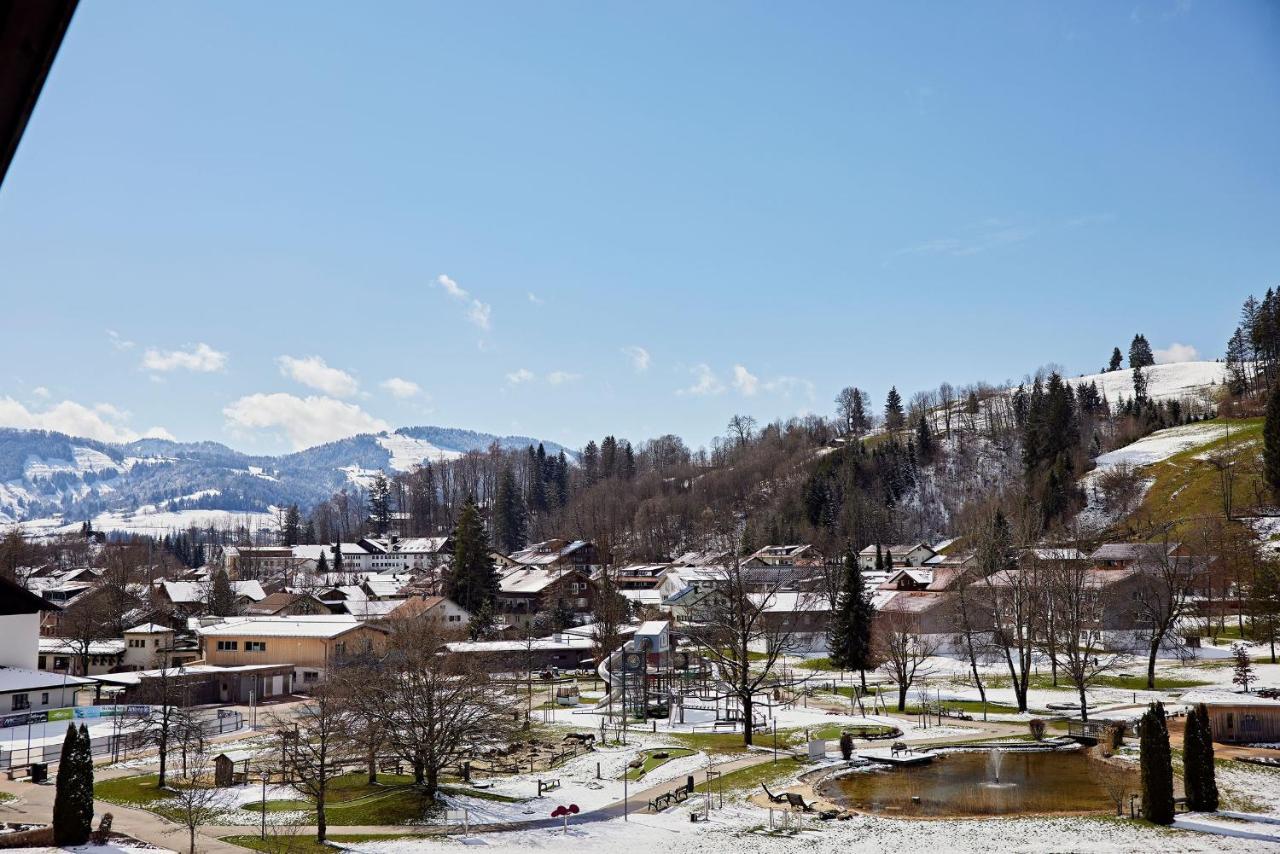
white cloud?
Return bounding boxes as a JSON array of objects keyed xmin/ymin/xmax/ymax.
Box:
[
  {"xmin": 1154, "ymin": 342, "xmax": 1199, "ymax": 364},
  {"xmin": 276, "ymin": 355, "xmax": 359, "ymax": 398},
  {"xmin": 32, "ymin": 387, "xmax": 50, "ymax": 399},
  {"xmin": 764, "ymin": 376, "xmax": 816, "ymax": 399},
  {"xmin": 380, "ymin": 377, "xmax": 422, "ymax": 399},
  {"xmin": 547, "ymin": 371, "xmax": 581, "ymax": 386},
  {"xmin": 528, "ymin": 292, "xmax": 544, "ymax": 305},
  {"xmin": 677, "ymin": 364, "xmax": 725, "ymax": 396},
  {"xmin": 435, "ymin": 274, "xmax": 492, "ymax": 331},
  {"xmin": 506, "ymin": 368, "xmax": 535, "ymax": 385},
  {"xmin": 222, "ymin": 393, "xmax": 389, "ymax": 450},
  {"xmin": 141, "ymin": 342, "xmax": 227, "ymax": 373},
  {"xmin": 0, "ymin": 397, "xmax": 172, "ymax": 444},
  {"xmin": 622, "ymin": 346, "xmax": 651, "ymax": 373},
  {"xmin": 107, "ymin": 330, "xmax": 135, "ymax": 351},
  {"xmin": 732, "ymin": 364, "xmax": 760, "ymax": 396}
]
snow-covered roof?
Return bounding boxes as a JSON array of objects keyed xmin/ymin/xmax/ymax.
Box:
[
  {"xmin": 196, "ymin": 615, "xmax": 370, "ymax": 639},
  {"xmin": 343, "ymin": 599, "xmax": 407, "ymax": 620},
  {"xmin": 507, "ymin": 539, "xmax": 592, "ymax": 566},
  {"xmin": 0, "ymin": 666, "xmax": 93, "ymax": 691},
  {"xmin": 1180, "ymin": 690, "xmax": 1280, "ymax": 708},
  {"xmin": 39, "ymin": 638, "xmax": 126, "ymax": 655},
  {"xmin": 1090, "ymin": 543, "xmax": 1177, "ymax": 562},
  {"xmin": 858, "ymin": 543, "xmax": 935, "ymax": 557},
  {"xmin": 158, "ymin": 579, "xmax": 266, "ymax": 604},
  {"xmin": 90, "ymin": 662, "xmax": 290, "ymax": 686},
  {"xmin": 125, "ymin": 622, "xmax": 173, "ymax": 634},
  {"xmin": 621, "ymin": 589, "xmax": 662, "ymax": 604},
  {"xmin": 747, "ymin": 591, "xmax": 830, "ymax": 613},
  {"xmin": 1028, "ymin": 548, "xmax": 1088, "ymax": 561},
  {"xmin": 500, "ymin": 566, "xmax": 586, "ymax": 594},
  {"xmin": 291, "ymin": 543, "xmax": 370, "ymax": 560},
  {"xmin": 362, "ymin": 536, "xmax": 451, "ymax": 555},
  {"xmin": 445, "ymin": 636, "xmax": 594, "ymax": 654}
]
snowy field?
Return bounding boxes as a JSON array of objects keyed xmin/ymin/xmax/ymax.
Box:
[
  {"xmin": 12, "ymin": 504, "xmax": 280, "ymax": 537},
  {"xmin": 1067, "ymin": 360, "xmax": 1226, "ymax": 404}
]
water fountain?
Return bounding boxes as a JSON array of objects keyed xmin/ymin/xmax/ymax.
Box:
[{"xmin": 988, "ymin": 749, "xmax": 1003, "ymax": 785}]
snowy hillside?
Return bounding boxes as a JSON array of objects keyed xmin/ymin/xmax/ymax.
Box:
[
  {"xmin": 1065, "ymin": 360, "xmax": 1225, "ymax": 404},
  {"xmin": 0, "ymin": 424, "xmax": 570, "ymax": 530}
]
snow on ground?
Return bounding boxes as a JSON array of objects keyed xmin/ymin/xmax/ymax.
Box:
[
  {"xmin": 377, "ymin": 433, "xmax": 463, "ymax": 470},
  {"xmin": 14, "ymin": 504, "xmax": 280, "ymax": 537},
  {"xmin": 1077, "ymin": 420, "xmax": 1229, "ymax": 530},
  {"xmin": 1066, "ymin": 361, "xmax": 1226, "ymax": 404}
]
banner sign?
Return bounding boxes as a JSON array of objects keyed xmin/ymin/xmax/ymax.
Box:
[{"xmin": 0, "ymin": 704, "xmax": 154, "ymax": 729}]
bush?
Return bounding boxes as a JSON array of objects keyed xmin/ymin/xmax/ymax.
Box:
[
  {"xmin": 839, "ymin": 732, "xmax": 854, "ymax": 760},
  {"xmin": 1028, "ymin": 719, "xmax": 1047, "ymax": 741}
]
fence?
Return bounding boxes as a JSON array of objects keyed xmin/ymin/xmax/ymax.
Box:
[{"xmin": 0, "ymin": 709, "xmax": 244, "ymax": 770}]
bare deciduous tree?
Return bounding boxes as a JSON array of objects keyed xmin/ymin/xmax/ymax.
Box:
[{"xmin": 875, "ymin": 610, "xmax": 940, "ymax": 711}]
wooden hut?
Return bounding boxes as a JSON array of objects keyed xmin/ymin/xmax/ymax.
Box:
[{"xmin": 1181, "ymin": 690, "xmax": 1280, "ymax": 744}]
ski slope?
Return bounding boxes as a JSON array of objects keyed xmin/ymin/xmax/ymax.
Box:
[{"xmin": 1066, "ymin": 360, "xmax": 1225, "ymax": 403}]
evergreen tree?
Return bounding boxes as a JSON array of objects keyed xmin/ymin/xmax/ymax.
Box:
[
  {"xmin": 884, "ymin": 387, "xmax": 905, "ymax": 430},
  {"xmin": 1139, "ymin": 702, "xmax": 1175, "ymax": 825},
  {"xmin": 1183, "ymin": 703, "xmax": 1219, "ymax": 812},
  {"xmin": 72, "ymin": 724, "xmax": 94, "ymax": 840},
  {"xmin": 600, "ymin": 436, "xmax": 618, "ymax": 479},
  {"xmin": 1108, "ymin": 347, "xmax": 1123, "ymax": 372},
  {"xmin": 448, "ymin": 497, "xmax": 499, "ymax": 613},
  {"xmin": 828, "ymin": 546, "xmax": 875, "ymax": 689},
  {"xmin": 620, "ymin": 441, "xmax": 636, "ymax": 480},
  {"xmin": 303, "ymin": 519, "xmax": 317, "ymax": 545},
  {"xmin": 1232, "ymin": 643, "xmax": 1255, "ymax": 692},
  {"xmin": 491, "ymin": 466, "xmax": 526, "ymax": 553},
  {"xmin": 468, "ymin": 600, "xmax": 496, "ymax": 640},
  {"xmin": 282, "ymin": 504, "xmax": 302, "ymax": 546},
  {"xmin": 52, "ymin": 724, "xmax": 77, "ymax": 845},
  {"xmin": 332, "ymin": 543, "xmax": 344, "ymax": 576},
  {"xmin": 209, "ymin": 567, "xmax": 237, "ymax": 617},
  {"xmin": 1132, "ymin": 366, "xmax": 1149, "ymax": 405},
  {"xmin": 582, "ymin": 441, "xmax": 600, "ymax": 485},
  {"xmin": 1129, "ymin": 333, "xmax": 1155, "ymax": 368},
  {"xmin": 915, "ymin": 415, "xmax": 934, "ymax": 463},
  {"xmin": 1265, "ymin": 390, "xmax": 1280, "ymax": 501},
  {"xmin": 316, "ymin": 550, "xmax": 329, "ymax": 574},
  {"xmin": 369, "ymin": 474, "xmax": 393, "ymax": 536},
  {"xmin": 875, "ymin": 543, "xmax": 884, "ymax": 572}
]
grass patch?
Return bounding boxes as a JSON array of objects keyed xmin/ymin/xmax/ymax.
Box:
[
  {"xmin": 222, "ymin": 833, "xmax": 422, "ymax": 853},
  {"xmin": 624, "ymin": 747, "xmax": 696, "ymax": 780},
  {"xmin": 1118, "ymin": 418, "xmax": 1262, "ymax": 536},
  {"xmin": 795, "ymin": 657, "xmax": 834, "ymax": 671},
  {"xmin": 692, "ymin": 757, "xmax": 805, "ymax": 795},
  {"xmin": 95, "ymin": 774, "xmax": 178, "ymax": 810},
  {"xmin": 805, "ymin": 723, "xmax": 900, "ymax": 741},
  {"xmin": 437, "ymin": 784, "xmax": 525, "ymax": 803},
  {"xmin": 668, "ymin": 731, "xmax": 754, "ymax": 755}
]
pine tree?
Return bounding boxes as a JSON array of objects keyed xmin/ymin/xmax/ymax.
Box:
[
  {"xmin": 884, "ymin": 387, "xmax": 905, "ymax": 430},
  {"xmin": 316, "ymin": 550, "xmax": 329, "ymax": 574},
  {"xmin": 1132, "ymin": 365, "xmax": 1149, "ymax": 405},
  {"xmin": 282, "ymin": 504, "xmax": 302, "ymax": 546},
  {"xmin": 447, "ymin": 497, "xmax": 499, "ymax": 613},
  {"xmin": 1129, "ymin": 334, "xmax": 1155, "ymax": 368},
  {"xmin": 829, "ymin": 546, "xmax": 875, "ymax": 689},
  {"xmin": 1139, "ymin": 702, "xmax": 1175, "ymax": 825},
  {"xmin": 332, "ymin": 543, "xmax": 344, "ymax": 576},
  {"xmin": 369, "ymin": 474, "xmax": 393, "ymax": 536},
  {"xmin": 491, "ymin": 466, "xmax": 525, "ymax": 553},
  {"xmin": 209, "ymin": 567, "xmax": 237, "ymax": 617},
  {"xmin": 1265, "ymin": 390, "xmax": 1280, "ymax": 501},
  {"xmin": 1109, "ymin": 347, "xmax": 1123, "ymax": 372},
  {"xmin": 915, "ymin": 415, "xmax": 934, "ymax": 463},
  {"xmin": 582, "ymin": 441, "xmax": 600, "ymax": 485},
  {"xmin": 1183, "ymin": 703, "xmax": 1219, "ymax": 812},
  {"xmin": 52, "ymin": 724, "xmax": 78, "ymax": 844},
  {"xmin": 1232, "ymin": 643, "xmax": 1255, "ymax": 692},
  {"xmin": 303, "ymin": 519, "xmax": 317, "ymax": 545}
]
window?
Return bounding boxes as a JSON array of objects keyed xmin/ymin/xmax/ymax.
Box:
[
  {"xmin": 216, "ymin": 640, "xmax": 239, "ymax": 651},
  {"xmin": 303, "ymin": 671, "xmax": 319, "ymax": 683},
  {"xmin": 11, "ymin": 694, "xmax": 29, "ymax": 711},
  {"xmin": 246, "ymin": 641, "xmax": 267, "ymax": 652},
  {"xmin": 40, "ymin": 692, "xmax": 49, "ymax": 705},
  {"xmin": 37, "ymin": 656, "xmax": 46, "ymax": 669},
  {"xmin": 54, "ymin": 657, "xmax": 69, "ymax": 671}
]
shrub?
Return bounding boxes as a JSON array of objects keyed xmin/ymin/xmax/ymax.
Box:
[
  {"xmin": 1028, "ymin": 719, "xmax": 1047, "ymax": 741},
  {"xmin": 839, "ymin": 732, "xmax": 854, "ymax": 760}
]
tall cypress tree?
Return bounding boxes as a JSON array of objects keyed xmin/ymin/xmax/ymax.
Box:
[
  {"xmin": 829, "ymin": 546, "xmax": 874, "ymax": 690},
  {"xmin": 1265, "ymin": 390, "xmax": 1280, "ymax": 501},
  {"xmin": 332, "ymin": 543, "xmax": 344, "ymax": 576},
  {"xmin": 1139, "ymin": 702, "xmax": 1175, "ymax": 825},
  {"xmin": 448, "ymin": 497, "xmax": 499, "ymax": 613},
  {"xmin": 71, "ymin": 724, "xmax": 95, "ymax": 841},
  {"xmin": 52, "ymin": 723, "xmax": 78, "ymax": 844},
  {"xmin": 1183, "ymin": 703, "xmax": 1219, "ymax": 812}
]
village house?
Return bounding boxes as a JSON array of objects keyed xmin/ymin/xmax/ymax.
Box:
[
  {"xmin": 0, "ymin": 577, "xmax": 93, "ymax": 715},
  {"xmin": 507, "ymin": 539, "xmax": 612, "ymax": 573},
  {"xmin": 857, "ymin": 543, "xmax": 937, "ymax": 571},
  {"xmin": 221, "ymin": 545, "xmax": 310, "ymax": 582},
  {"xmin": 196, "ymin": 615, "xmax": 388, "ymax": 688},
  {"xmin": 444, "ymin": 632, "xmax": 596, "ymax": 673},
  {"xmin": 37, "ymin": 638, "xmax": 125, "ymax": 676},
  {"xmin": 154, "ymin": 578, "xmax": 267, "ymax": 616},
  {"xmin": 244, "ymin": 591, "xmax": 336, "ymax": 617},
  {"xmin": 497, "ymin": 566, "xmax": 597, "ymax": 628},
  {"xmin": 384, "ymin": 595, "xmax": 471, "ymax": 628},
  {"xmin": 609, "ymin": 564, "xmax": 670, "ymax": 590},
  {"xmin": 359, "ymin": 536, "xmax": 454, "ymax": 573},
  {"xmin": 122, "ymin": 623, "xmax": 178, "ymax": 670},
  {"xmin": 746, "ymin": 544, "xmax": 827, "ymax": 567}
]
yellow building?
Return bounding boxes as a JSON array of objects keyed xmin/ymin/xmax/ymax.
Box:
[{"xmin": 196, "ymin": 615, "xmax": 387, "ymax": 688}]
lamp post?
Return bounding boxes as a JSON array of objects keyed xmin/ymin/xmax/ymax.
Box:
[{"xmin": 260, "ymin": 771, "xmax": 269, "ymax": 839}]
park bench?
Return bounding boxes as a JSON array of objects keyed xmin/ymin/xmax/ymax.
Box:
[
  {"xmin": 648, "ymin": 782, "xmax": 692, "ymax": 812},
  {"xmin": 761, "ymin": 783, "xmax": 786, "ymax": 804},
  {"xmin": 890, "ymin": 742, "xmax": 910, "ymax": 757}
]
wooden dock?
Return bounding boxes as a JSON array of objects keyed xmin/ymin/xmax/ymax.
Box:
[{"xmin": 860, "ymin": 748, "xmax": 935, "ymax": 766}]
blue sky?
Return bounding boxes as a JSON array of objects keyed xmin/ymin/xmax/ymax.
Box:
[{"xmin": 1, "ymin": 1, "xmax": 1277, "ymax": 454}]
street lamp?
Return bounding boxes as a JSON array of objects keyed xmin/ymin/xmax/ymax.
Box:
[{"xmin": 260, "ymin": 770, "xmax": 269, "ymax": 839}]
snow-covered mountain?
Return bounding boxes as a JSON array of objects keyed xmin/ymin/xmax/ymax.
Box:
[
  {"xmin": 1064, "ymin": 360, "xmax": 1226, "ymax": 403},
  {"xmin": 0, "ymin": 426, "xmax": 572, "ymax": 531}
]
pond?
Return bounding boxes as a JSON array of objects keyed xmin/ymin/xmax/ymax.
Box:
[{"xmin": 816, "ymin": 749, "xmax": 1137, "ymax": 817}]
